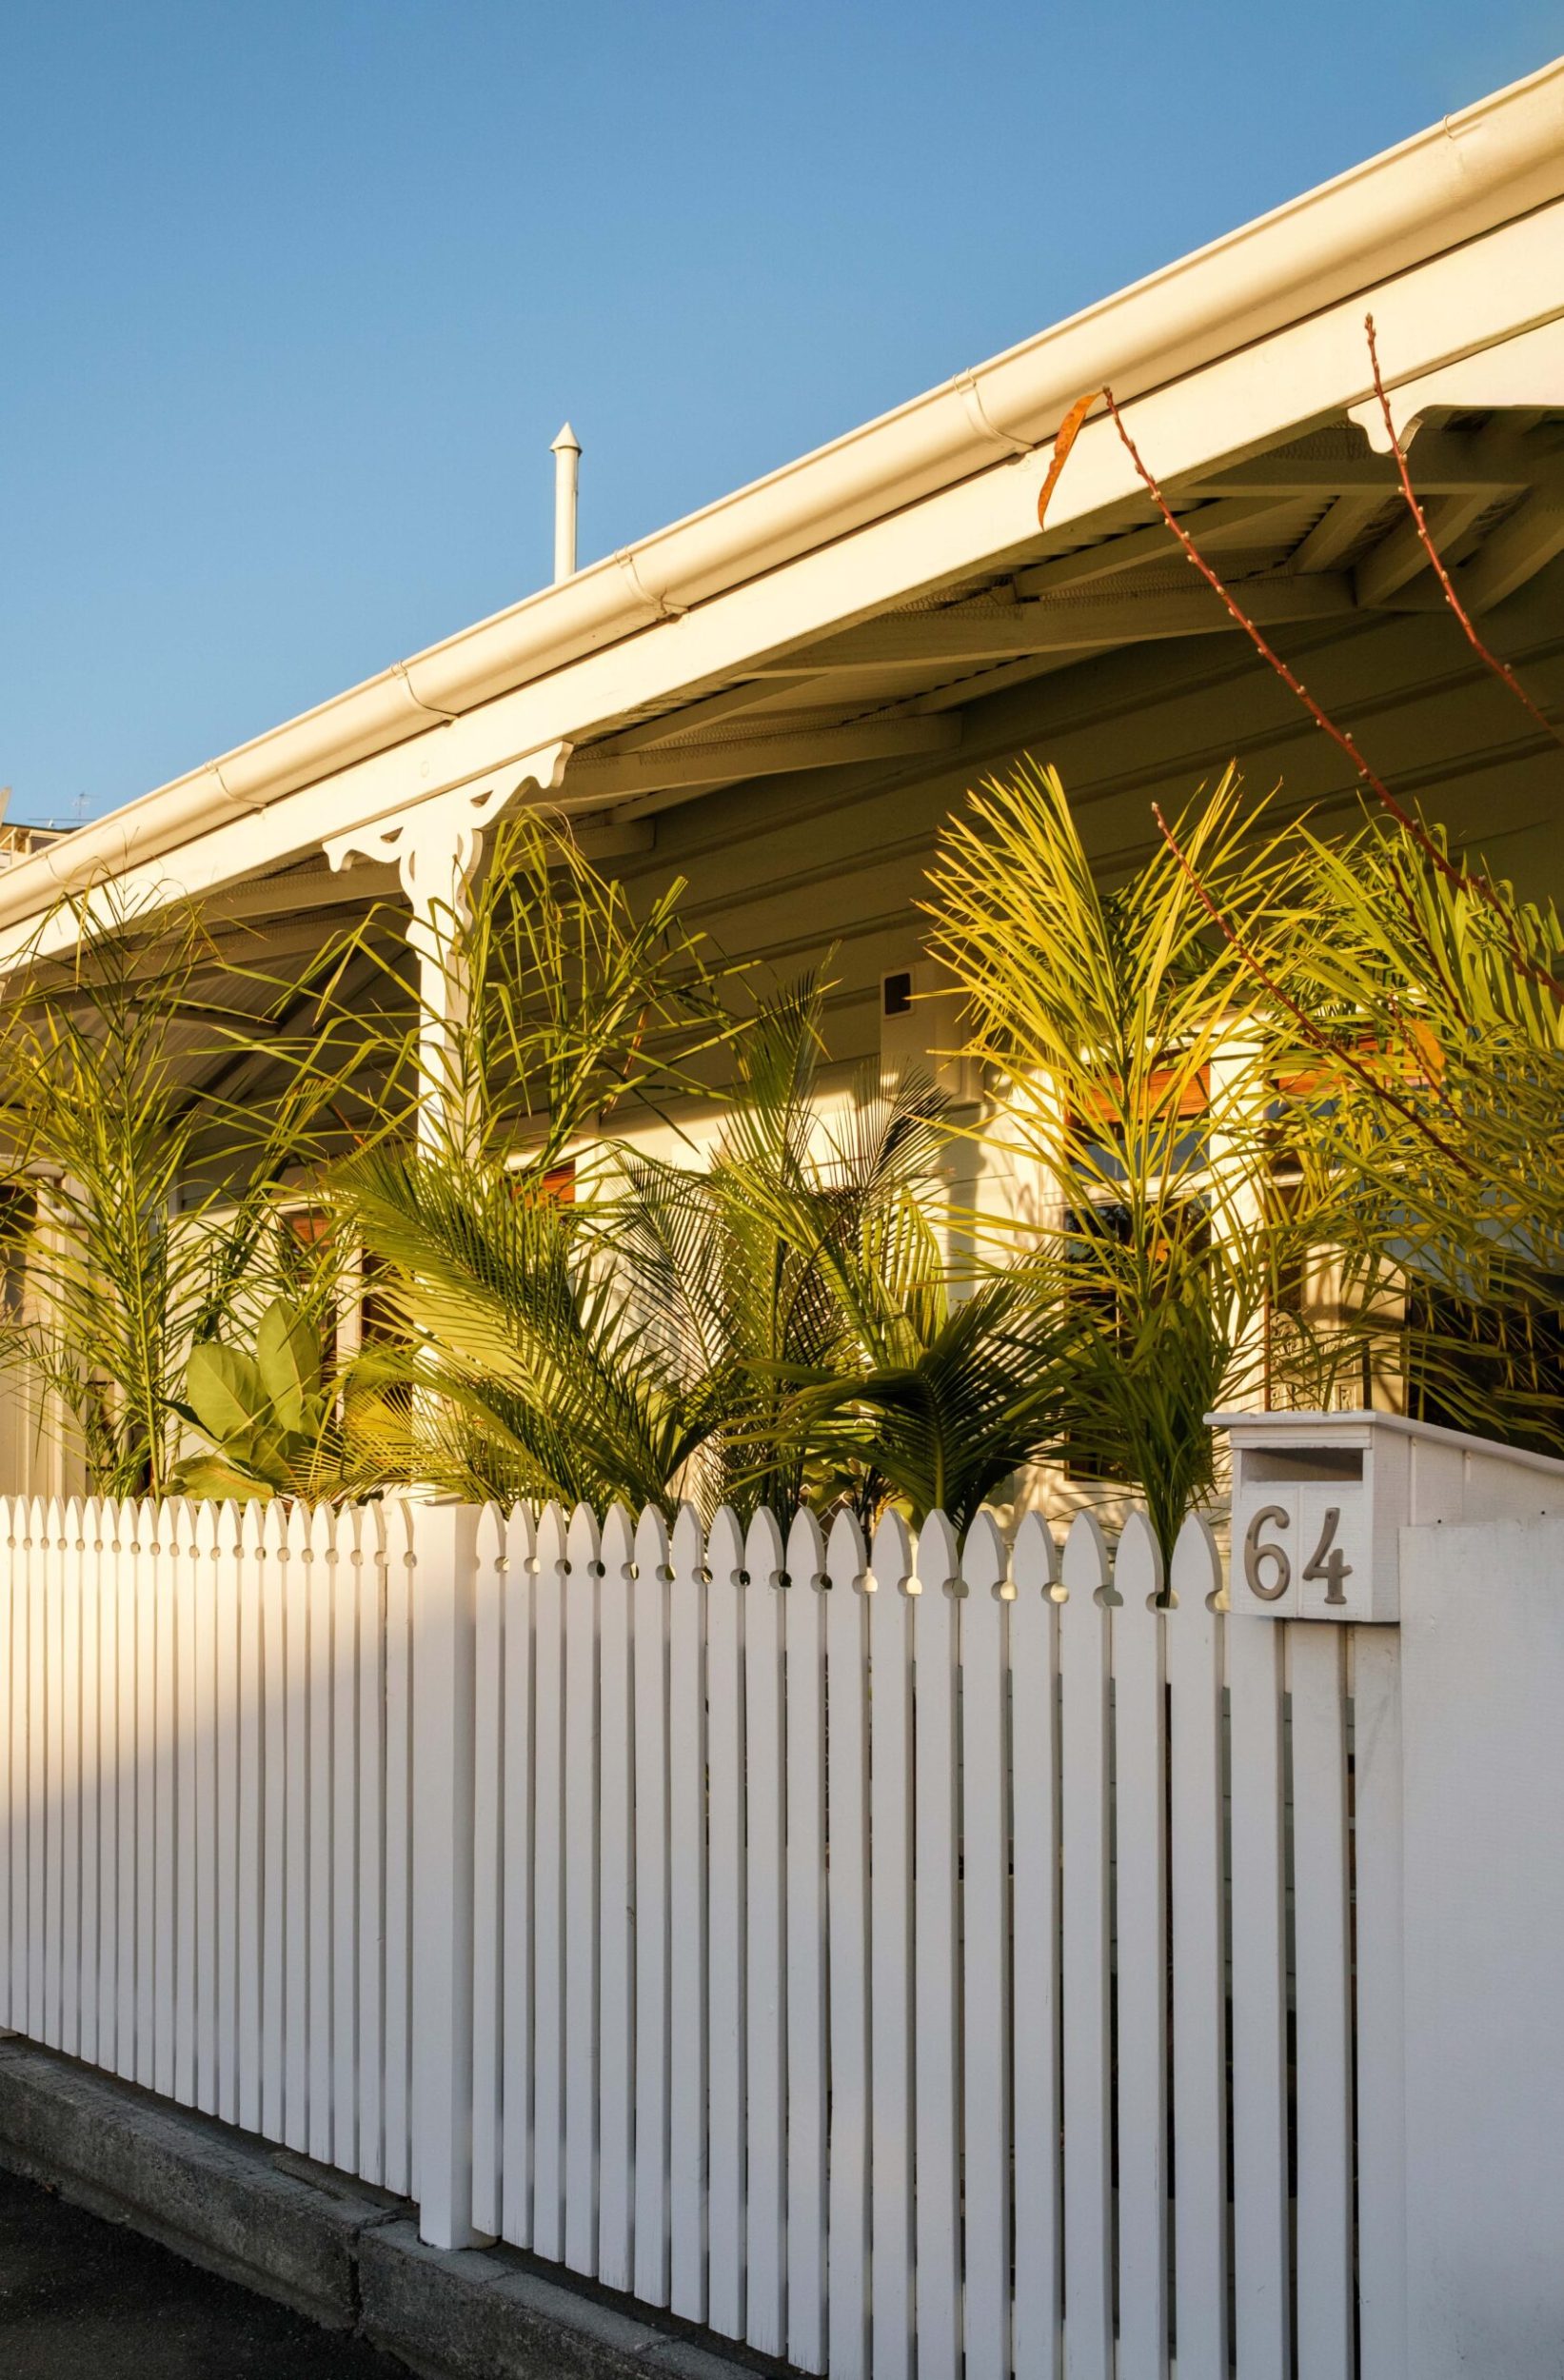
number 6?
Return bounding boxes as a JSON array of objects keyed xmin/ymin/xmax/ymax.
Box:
[{"xmin": 1243, "ymin": 1504, "xmax": 1292, "ymax": 1601}]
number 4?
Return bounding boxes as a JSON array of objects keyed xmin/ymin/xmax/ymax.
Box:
[{"xmin": 1303, "ymin": 1506, "xmax": 1353, "ymax": 1606}]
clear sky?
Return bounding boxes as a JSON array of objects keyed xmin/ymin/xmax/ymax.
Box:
[{"xmin": 4, "ymin": 2, "xmax": 1559, "ymax": 824}]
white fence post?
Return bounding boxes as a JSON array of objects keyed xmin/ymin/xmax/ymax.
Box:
[
  {"xmin": 409, "ymin": 1498, "xmax": 482, "ymax": 2251},
  {"xmin": 1399, "ymin": 1517, "xmax": 1564, "ymax": 2378}
]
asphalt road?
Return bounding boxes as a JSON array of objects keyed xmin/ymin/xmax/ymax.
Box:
[{"xmin": 0, "ymin": 2164, "xmax": 406, "ymax": 2378}]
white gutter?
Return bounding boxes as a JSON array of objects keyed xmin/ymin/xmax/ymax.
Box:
[{"xmin": 7, "ymin": 55, "xmax": 1563, "ymax": 931}]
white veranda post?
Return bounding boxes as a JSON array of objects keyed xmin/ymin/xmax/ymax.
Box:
[{"xmin": 324, "ymin": 742, "xmax": 571, "ymax": 1149}]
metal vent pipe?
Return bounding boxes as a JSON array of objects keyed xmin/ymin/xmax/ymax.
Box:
[{"xmin": 550, "ymin": 423, "xmax": 581, "ymax": 582}]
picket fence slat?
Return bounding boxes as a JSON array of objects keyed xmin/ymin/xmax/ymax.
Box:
[
  {"xmin": 500, "ymin": 1502, "xmax": 538, "ymax": 2248},
  {"xmin": 911, "ymin": 1510, "xmax": 961, "ymax": 2380},
  {"xmin": 705, "ymin": 1508, "xmax": 746, "ymax": 2341},
  {"xmin": 329, "ymin": 1501, "xmax": 358, "ymax": 2178},
  {"xmin": 1113, "ymin": 1515, "xmax": 1169, "ymax": 2380},
  {"xmin": 825, "ymin": 1510, "xmax": 870, "ymax": 2380},
  {"xmin": 962, "ymin": 1516, "xmax": 1012, "ymax": 2380},
  {"xmin": 563, "ymin": 1503, "xmax": 601, "ymax": 2277},
  {"xmin": 1229, "ymin": 1610, "xmax": 1293, "ymax": 2380},
  {"xmin": 44, "ymin": 1501, "xmax": 63, "ymax": 2052},
  {"xmin": 531, "ymin": 1502, "xmax": 567, "ymax": 2262},
  {"xmin": 471, "ymin": 1503, "xmax": 506, "ymax": 2239},
  {"xmin": 0, "ymin": 1481, "xmax": 1390, "ymax": 2380},
  {"xmin": 175, "ymin": 1503, "xmax": 199, "ymax": 2108},
  {"xmin": 214, "ymin": 1502, "xmax": 240, "ymax": 2123},
  {"xmin": 784, "ymin": 1508, "xmax": 828, "ymax": 2378},
  {"xmin": 1165, "ymin": 1518, "xmax": 1230, "ymax": 2380},
  {"xmin": 354, "ymin": 1505, "xmax": 386, "ymax": 2189},
  {"xmin": 667, "ymin": 1505, "xmax": 707, "ymax": 2323},
  {"xmin": 742, "ymin": 1508, "xmax": 786, "ymax": 2362},
  {"xmin": 597, "ymin": 1504, "xmax": 637, "ymax": 2295},
  {"xmin": 631, "ymin": 1505, "xmax": 671, "ymax": 2306},
  {"xmin": 1010, "ymin": 1515, "xmax": 1061, "ymax": 2380},
  {"xmin": 1059, "ymin": 1513, "xmax": 1114, "ymax": 2380},
  {"xmin": 867, "ymin": 1511, "xmax": 914, "ymax": 2380},
  {"xmin": 236, "ymin": 1501, "xmax": 263, "ymax": 2135}
]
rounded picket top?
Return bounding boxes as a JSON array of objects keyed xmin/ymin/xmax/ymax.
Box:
[
  {"xmin": 870, "ymin": 1506, "xmax": 913, "ymax": 1595},
  {"xmin": 1114, "ymin": 1508, "xmax": 1165, "ymax": 1612},
  {"xmin": 193, "ymin": 1497, "xmax": 218, "ymax": 1558},
  {"xmin": 784, "ymin": 1503, "xmax": 826, "ymax": 1590},
  {"xmin": 503, "ymin": 1500, "xmax": 536, "ymax": 1568},
  {"xmin": 137, "ymin": 1495, "xmax": 163, "ymax": 1554},
  {"xmin": 961, "ymin": 1508, "xmax": 1008, "ymax": 1599},
  {"xmin": 308, "ymin": 1497, "xmax": 334, "ymax": 1558},
  {"xmin": 1171, "ymin": 1508, "xmax": 1225, "ymax": 1612},
  {"xmin": 634, "ymin": 1502, "xmax": 670, "ymax": 1579},
  {"xmin": 915, "ymin": 1507, "xmax": 960, "ymax": 1598},
  {"xmin": 1011, "ymin": 1510, "xmax": 1059, "ymax": 1598},
  {"xmin": 600, "ymin": 1503, "xmax": 637, "ymax": 1580},
  {"xmin": 706, "ymin": 1504, "xmax": 745, "ymax": 1585},
  {"xmin": 285, "ymin": 1497, "xmax": 310, "ymax": 1557},
  {"xmin": 475, "ymin": 1499, "xmax": 507, "ymax": 1572},
  {"xmin": 24, "ymin": 1493, "xmax": 45, "ymax": 1551},
  {"xmin": 825, "ymin": 1504, "xmax": 867, "ymax": 1592},
  {"xmin": 1060, "ymin": 1507, "xmax": 1113, "ymax": 1599},
  {"xmin": 566, "ymin": 1500, "xmax": 602, "ymax": 1575},
  {"xmin": 261, "ymin": 1496, "xmax": 289, "ymax": 1558},
  {"xmin": 535, "ymin": 1500, "xmax": 569, "ymax": 1576},
  {"xmin": 64, "ymin": 1494, "xmax": 84, "ymax": 1551},
  {"xmin": 670, "ymin": 1500, "xmax": 706, "ymax": 1579},
  {"xmin": 214, "ymin": 1497, "xmax": 245, "ymax": 1559},
  {"xmin": 743, "ymin": 1504, "xmax": 785, "ymax": 1590},
  {"xmin": 236, "ymin": 1485, "xmax": 264, "ymax": 1561},
  {"xmin": 44, "ymin": 1494, "xmax": 62, "ymax": 1551}
]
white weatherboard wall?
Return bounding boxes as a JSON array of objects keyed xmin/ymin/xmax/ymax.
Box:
[{"xmin": 0, "ymin": 1472, "xmax": 1561, "ymax": 2372}]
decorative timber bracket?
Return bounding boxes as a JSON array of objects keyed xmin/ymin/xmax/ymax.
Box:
[
  {"xmin": 322, "ymin": 738, "xmax": 574, "ymax": 916},
  {"xmin": 322, "ymin": 738, "xmax": 573, "ymax": 1151}
]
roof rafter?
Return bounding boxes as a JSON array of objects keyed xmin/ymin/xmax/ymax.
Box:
[
  {"xmin": 1355, "ymin": 490, "xmax": 1494, "ymax": 606},
  {"xmin": 563, "ymin": 714, "xmax": 962, "ymax": 806},
  {"xmin": 1015, "ymin": 496, "xmax": 1295, "ymax": 597},
  {"xmin": 765, "ymin": 576, "xmax": 1356, "ymax": 672}
]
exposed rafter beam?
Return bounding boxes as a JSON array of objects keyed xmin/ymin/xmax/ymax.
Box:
[
  {"xmin": 1015, "ymin": 497, "xmax": 1291, "ymax": 598},
  {"xmin": 583, "ymin": 675, "xmax": 817, "ymax": 759},
  {"xmin": 1455, "ymin": 487, "xmax": 1564, "ymax": 611},
  {"xmin": 564, "ymin": 715, "xmax": 961, "ymax": 804},
  {"xmin": 1182, "ymin": 427, "xmax": 1556, "ymax": 499},
  {"xmin": 1355, "ymin": 491, "xmax": 1493, "ymax": 607},
  {"xmin": 1289, "ymin": 489, "xmax": 1396, "ymax": 572},
  {"xmin": 765, "ymin": 576, "xmax": 1356, "ymax": 672}
]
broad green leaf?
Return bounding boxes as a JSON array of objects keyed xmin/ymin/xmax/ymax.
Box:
[
  {"xmin": 185, "ymin": 1341, "xmax": 269, "ymax": 1446},
  {"xmin": 256, "ymin": 1298, "xmax": 322, "ymax": 1430}
]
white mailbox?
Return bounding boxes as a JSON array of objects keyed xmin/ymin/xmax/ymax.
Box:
[{"xmin": 1209, "ymin": 1408, "xmax": 1564, "ymax": 1622}]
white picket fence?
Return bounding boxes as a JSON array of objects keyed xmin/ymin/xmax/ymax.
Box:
[{"xmin": 0, "ymin": 1484, "xmax": 1437, "ymax": 2375}]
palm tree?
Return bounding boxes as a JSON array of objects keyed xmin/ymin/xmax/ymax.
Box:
[{"xmin": 924, "ymin": 757, "xmax": 1352, "ymax": 1555}]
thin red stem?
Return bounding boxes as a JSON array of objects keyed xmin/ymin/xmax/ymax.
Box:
[
  {"xmin": 1101, "ymin": 383, "xmax": 1564, "ymax": 1006},
  {"xmin": 1365, "ymin": 313, "xmax": 1561, "ymax": 748}
]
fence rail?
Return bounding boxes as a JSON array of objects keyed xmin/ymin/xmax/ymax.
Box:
[{"xmin": 0, "ymin": 1481, "xmax": 1460, "ymax": 2375}]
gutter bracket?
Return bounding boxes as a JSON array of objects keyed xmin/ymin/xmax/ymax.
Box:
[
  {"xmin": 615, "ymin": 547, "xmax": 688, "ymax": 621},
  {"xmin": 953, "ymin": 369, "xmax": 1037, "ymax": 458}
]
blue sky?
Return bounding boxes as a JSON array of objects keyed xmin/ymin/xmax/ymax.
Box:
[{"xmin": 4, "ymin": 2, "xmax": 1559, "ymax": 824}]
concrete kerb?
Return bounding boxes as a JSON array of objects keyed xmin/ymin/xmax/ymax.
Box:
[{"xmin": 0, "ymin": 2038, "xmax": 786, "ymax": 2380}]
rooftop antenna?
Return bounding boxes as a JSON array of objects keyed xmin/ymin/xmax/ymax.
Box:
[{"xmin": 550, "ymin": 422, "xmax": 581, "ymax": 583}]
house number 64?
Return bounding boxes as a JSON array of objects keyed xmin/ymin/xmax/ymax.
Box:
[{"xmin": 1242, "ymin": 1504, "xmax": 1354, "ymax": 1605}]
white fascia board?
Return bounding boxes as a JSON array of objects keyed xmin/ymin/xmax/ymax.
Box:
[{"xmin": 7, "ymin": 178, "xmax": 1564, "ymax": 970}]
